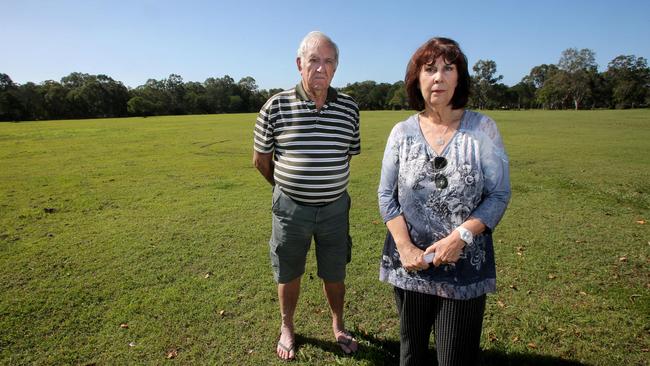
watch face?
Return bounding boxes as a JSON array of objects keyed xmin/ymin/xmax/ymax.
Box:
[{"xmin": 459, "ymin": 228, "xmax": 472, "ymax": 243}]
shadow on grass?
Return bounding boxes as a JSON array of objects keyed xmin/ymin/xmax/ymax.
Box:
[
  {"xmin": 294, "ymin": 332, "xmax": 399, "ymax": 365},
  {"xmin": 295, "ymin": 332, "xmax": 589, "ymax": 366},
  {"xmin": 480, "ymin": 349, "xmax": 590, "ymax": 366}
]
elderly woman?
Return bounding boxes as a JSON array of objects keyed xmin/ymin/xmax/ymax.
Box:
[{"xmin": 378, "ymin": 37, "xmax": 511, "ymax": 366}]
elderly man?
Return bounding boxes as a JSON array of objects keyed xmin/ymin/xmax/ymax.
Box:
[{"xmin": 253, "ymin": 31, "xmax": 360, "ymax": 360}]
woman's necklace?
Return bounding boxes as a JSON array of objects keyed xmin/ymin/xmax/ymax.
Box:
[
  {"xmin": 435, "ymin": 124, "xmax": 450, "ymax": 146},
  {"xmin": 421, "ymin": 111, "xmax": 459, "ymax": 147}
]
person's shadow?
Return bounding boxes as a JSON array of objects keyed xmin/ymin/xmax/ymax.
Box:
[{"xmin": 296, "ymin": 331, "xmax": 589, "ymax": 366}]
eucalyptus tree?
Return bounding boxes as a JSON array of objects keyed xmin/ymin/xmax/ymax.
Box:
[
  {"xmin": 557, "ymin": 48, "xmax": 597, "ymax": 110},
  {"xmin": 0, "ymin": 73, "xmax": 22, "ymax": 121},
  {"xmin": 472, "ymin": 60, "xmax": 503, "ymax": 109},
  {"xmin": 606, "ymin": 55, "xmax": 649, "ymax": 108}
]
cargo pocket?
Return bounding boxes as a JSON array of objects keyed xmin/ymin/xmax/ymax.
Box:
[{"xmin": 271, "ymin": 185, "xmax": 282, "ymax": 213}]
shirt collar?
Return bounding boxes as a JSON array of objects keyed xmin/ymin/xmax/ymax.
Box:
[{"xmin": 295, "ymin": 82, "xmax": 338, "ymax": 103}]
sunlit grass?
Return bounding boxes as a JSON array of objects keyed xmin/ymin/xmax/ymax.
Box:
[{"xmin": 1, "ymin": 110, "xmax": 648, "ymax": 365}]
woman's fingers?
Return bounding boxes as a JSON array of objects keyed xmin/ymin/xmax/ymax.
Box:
[{"xmin": 401, "ymin": 249, "xmax": 429, "ymax": 271}]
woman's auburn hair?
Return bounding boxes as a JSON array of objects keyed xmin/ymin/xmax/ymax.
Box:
[{"xmin": 405, "ymin": 37, "xmax": 471, "ymax": 111}]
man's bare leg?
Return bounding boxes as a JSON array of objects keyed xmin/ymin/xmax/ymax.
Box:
[
  {"xmin": 323, "ymin": 281, "xmax": 358, "ymax": 354},
  {"xmin": 277, "ymin": 277, "xmax": 301, "ymax": 360}
]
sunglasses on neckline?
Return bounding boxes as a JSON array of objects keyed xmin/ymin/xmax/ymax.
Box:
[{"xmin": 431, "ymin": 156, "xmax": 448, "ymax": 189}]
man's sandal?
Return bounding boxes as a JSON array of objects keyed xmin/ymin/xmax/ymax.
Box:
[
  {"xmin": 277, "ymin": 339, "xmax": 296, "ymax": 360},
  {"xmin": 336, "ymin": 331, "xmax": 358, "ymax": 354}
]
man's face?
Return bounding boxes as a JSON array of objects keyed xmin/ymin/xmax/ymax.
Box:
[{"xmin": 297, "ymin": 40, "xmax": 337, "ymax": 94}]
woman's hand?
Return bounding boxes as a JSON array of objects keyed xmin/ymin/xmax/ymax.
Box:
[
  {"xmin": 425, "ymin": 231, "xmax": 466, "ymax": 267},
  {"xmin": 397, "ymin": 244, "xmax": 429, "ymax": 272},
  {"xmin": 386, "ymin": 215, "xmax": 430, "ymax": 272}
]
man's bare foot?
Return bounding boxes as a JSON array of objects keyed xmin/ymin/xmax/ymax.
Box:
[
  {"xmin": 276, "ymin": 325, "xmax": 295, "ymax": 360},
  {"xmin": 335, "ymin": 329, "xmax": 358, "ymax": 354}
]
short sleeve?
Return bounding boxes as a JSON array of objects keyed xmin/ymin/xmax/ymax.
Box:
[{"xmin": 253, "ymin": 98, "xmax": 275, "ymax": 153}]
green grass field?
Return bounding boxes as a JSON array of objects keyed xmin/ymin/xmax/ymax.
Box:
[{"xmin": 1, "ymin": 110, "xmax": 649, "ymax": 365}]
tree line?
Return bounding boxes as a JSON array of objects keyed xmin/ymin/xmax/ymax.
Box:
[
  {"xmin": 0, "ymin": 72, "xmax": 282, "ymax": 121},
  {"xmin": 342, "ymin": 49, "xmax": 649, "ymax": 111},
  {"xmin": 1, "ymin": 48, "xmax": 648, "ymax": 121}
]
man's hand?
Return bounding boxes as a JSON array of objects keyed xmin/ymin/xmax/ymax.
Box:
[{"xmin": 253, "ymin": 151, "xmax": 274, "ymax": 185}]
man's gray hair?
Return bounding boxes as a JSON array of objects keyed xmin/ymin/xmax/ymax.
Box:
[{"xmin": 297, "ymin": 31, "xmax": 339, "ymax": 67}]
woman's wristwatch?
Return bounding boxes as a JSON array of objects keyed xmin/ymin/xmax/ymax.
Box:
[{"xmin": 455, "ymin": 226, "xmax": 473, "ymax": 244}]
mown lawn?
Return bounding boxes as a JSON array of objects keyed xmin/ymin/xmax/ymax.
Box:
[{"xmin": 0, "ymin": 110, "xmax": 648, "ymax": 365}]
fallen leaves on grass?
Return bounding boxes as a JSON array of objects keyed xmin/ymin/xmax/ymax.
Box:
[
  {"xmin": 619, "ymin": 256, "xmax": 628, "ymax": 262},
  {"xmin": 219, "ymin": 310, "xmax": 226, "ymax": 317},
  {"xmin": 204, "ymin": 272, "xmax": 212, "ymax": 279},
  {"xmin": 497, "ymin": 300, "xmax": 505, "ymax": 308},
  {"xmin": 488, "ymin": 333, "xmax": 498, "ymax": 342},
  {"xmin": 636, "ymin": 219, "xmax": 646, "ymax": 224},
  {"xmin": 511, "ymin": 336, "xmax": 520, "ymax": 342},
  {"xmin": 548, "ymin": 274, "xmax": 557, "ymax": 280},
  {"xmin": 129, "ymin": 342, "xmax": 136, "ymax": 347},
  {"xmin": 120, "ymin": 323, "xmax": 129, "ymax": 329},
  {"xmin": 527, "ymin": 342, "xmax": 537, "ymax": 349},
  {"xmin": 166, "ymin": 349, "xmax": 178, "ymax": 359}
]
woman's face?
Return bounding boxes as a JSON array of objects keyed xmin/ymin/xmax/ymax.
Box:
[{"xmin": 418, "ymin": 56, "xmax": 458, "ymax": 109}]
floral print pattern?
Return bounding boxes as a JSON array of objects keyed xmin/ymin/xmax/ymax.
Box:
[{"xmin": 378, "ymin": 111, "xmax": 511, "ymax": 300}]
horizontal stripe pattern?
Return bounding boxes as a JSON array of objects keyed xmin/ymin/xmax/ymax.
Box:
[{"xmin": 254, "ymin": 87, "xmax": 360, "ymax": 204}]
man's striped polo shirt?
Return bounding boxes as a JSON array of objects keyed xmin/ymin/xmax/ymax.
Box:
[{"xmin": 253, "ymin": 83, "xmax": 360, "ymax": 205}]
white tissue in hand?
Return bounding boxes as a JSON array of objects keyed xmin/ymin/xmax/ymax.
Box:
[{"xmin": 424, "ymin": 252, "xmax": 435, "ymax": 263}]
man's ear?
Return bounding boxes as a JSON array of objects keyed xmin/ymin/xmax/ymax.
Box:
[{"xmin": 296, "ymin": 57, "xmax": 302, "ymax": 72}]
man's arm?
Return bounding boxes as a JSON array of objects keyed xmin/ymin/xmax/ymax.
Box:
[{"xmin": 253, "ymin": 150, "xmax": 275, "ymax": 186}]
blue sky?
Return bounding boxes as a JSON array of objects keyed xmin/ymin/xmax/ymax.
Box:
[{"xmin": 2, "ymin": 0, "xmax": 649, "ymax": 90}]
